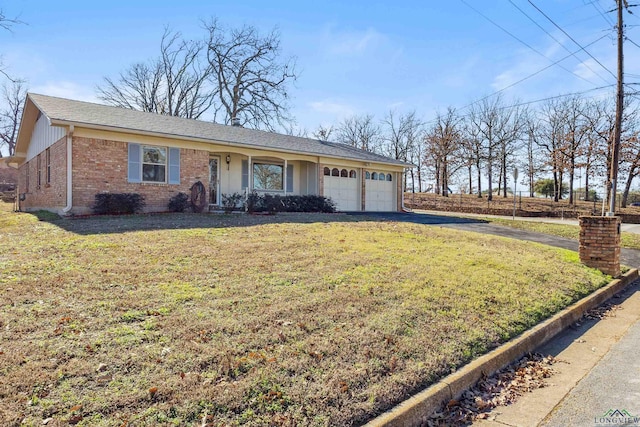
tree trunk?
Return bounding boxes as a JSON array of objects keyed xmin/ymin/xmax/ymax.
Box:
[
  {"xmin": 476, "ymin": 161, "xmax": 482, "ymax": 198},
  {"xmin": 435, "ymin": 160, "xmax": 441, "ymax": 195},
  {"xmin": 441, "ymin": 160, "xmax": 449, "ymax": 197},
  {"xmin": 502, "ymin": 154, "xmax": 508, "ymax": 198},
  {"xmin": 487, "ymin": 147, "xmax": 493, "ymax": 201},
  {"xmin": 622, "ymin": 168, "xmax": 636, "ymax": 208},
  {"xmin": 584, "ymin": 166, "xmax": 590, "ymax": 201}
]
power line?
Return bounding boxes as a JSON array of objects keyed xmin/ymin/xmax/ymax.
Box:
[
  {"xmin": 509, "ymin": 0, "xmax": 611, "ymax": 85},
  {"xmin": 460, "ymin": 0, "xmax": 605, "ymax": 87},
  {"xmin": 626, "ymin": 36, "xmax": 640, "ymax": 49},
  {"xmin": 505, "ymin": 84, "xmax": 614, "ymax": 110},
  {"xmin": 420, "ymin": 84, "xmax": 616, "ymax": 130},
  {"xmin": 528, "ymin": 0, "xmax": 617, "ymax": 80},
  {"xmin": 587, "ymin": 0, "xmax": 616, "ymax": 27},
  {"xmin": 457, "ymin": 34, "xmax": 610, "ymax": 112}
]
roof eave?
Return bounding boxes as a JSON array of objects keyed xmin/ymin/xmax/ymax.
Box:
[{"xmin": 49, "ymin": 118, "xmax": 409, "ymax": 168}]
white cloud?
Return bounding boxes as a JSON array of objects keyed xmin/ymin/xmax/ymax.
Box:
[
  {"xmin": 386, "ymin": 101, "xmax": 405, "ymax": 110},
  {"xmin": 308, "ymin": 100, "xmax": 355, "ymax": 117},
  {"xmin": 573, "ymin": 57, "xmax": 615, "ymax": 84},
  {"xmin": 320, "ymin": 25, "xmax": 386, "ymax": 56},
  {"xmin": 29, "ymin": 81, "xmax": 99, "ymax": 103}
]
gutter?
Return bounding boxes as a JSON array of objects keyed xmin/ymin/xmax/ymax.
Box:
[
  {"xmin": 47, "ymin": 118, "xmax": 411, "ymax": 169},
  {"xmin": 62, "ymin": 125, "xmax": 74, "ymax": 214}
]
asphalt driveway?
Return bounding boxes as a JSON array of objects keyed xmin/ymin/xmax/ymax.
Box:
[{"xmin": 346, "ymin": 211, "xmax": 640, "ymax": 268}]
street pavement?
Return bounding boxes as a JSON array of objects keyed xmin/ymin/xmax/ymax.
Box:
[{"xmin": 347, "ymin": 210, "xmax": 640, "ymax": 427}]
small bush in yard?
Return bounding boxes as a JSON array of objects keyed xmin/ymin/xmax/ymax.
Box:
[
  {"xmin": 168, "ymin": 192, "xmax": 191, "ymax": 212},
  {"xmin": 245, "ymin": 191, "xmax": 335, "ymax": 213},
  {"xmin": 93, "ymin": 193, "xmax": 145, "ymax": 215},
  {"xmin": 221, "ymin": 192, "xmax": 245, "ymax": 212}
]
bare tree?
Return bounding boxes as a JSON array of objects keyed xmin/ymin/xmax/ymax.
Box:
[
  {"xmin": 98, "ymin": 28, "xmax": 214, "ymax": 119},
  {"xmin": 530, "ymin": 99, "xmax": 571, "ymax": 202},
  {"xmin": 312, "ymin": 125, "xmax": 334, "ymax": 141},
  {"xmin": 582, "ymin": 97, "xmax": 616, "ymax": 204},
  {"xmin": 616, "ymin": 97, "xmax": 640, "ymax": 207},
  {"xmin": 382, "ymin": 110, "xmax": 422, "ymax": 191},
  {"xmin": 468, "ymin": 95, "xmax": 521, "ymax": 201},
  {"xmin": 459, "ymin": 118, "xmax": 485, "ymax": 197},
  {"xmin": 424, "ymin": 107, "xmax": 462, "ymax": 197},
  {"xmin": 335, "ymin": 114, "xmax": 382, "ymax": 152},
  {"xmin": 204, "ymin": 18, "xmax": 297, "ymax": 130},
  {"xmin": 0, "ymin": 79, "xmax": 26, "ymax": 157},
  {"xmin": 0, "ymin": 9, "xmax": 24, "ymax": 80},
  {"xmin": 522, "ymin": 121, "xmax": 546, "ymax": 197}
]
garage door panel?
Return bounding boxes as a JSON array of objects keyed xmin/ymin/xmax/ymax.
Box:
[
  {"xmin": 324, "ymin": 173, "xmax": 359, "ymax": 211},
  {"xmin": 365, "ymin": 175, "xmax": 395, "ymax": 211}
]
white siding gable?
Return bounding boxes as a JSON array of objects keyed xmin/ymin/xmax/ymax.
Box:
[{"xmin": 26, "ymin": 112, "xmax": 66, "ymax": 161}]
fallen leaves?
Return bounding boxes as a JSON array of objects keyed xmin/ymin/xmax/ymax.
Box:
[{"xmin": 426, "ymin": 353, "xmax": 557, "ymax": 426}]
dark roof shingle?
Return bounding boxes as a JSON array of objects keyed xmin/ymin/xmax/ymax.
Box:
[{"xmin": 29, "ymin": 93, "xmax": 410, "ymax": 167}]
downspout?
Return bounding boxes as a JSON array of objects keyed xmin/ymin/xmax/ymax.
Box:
[{"xmin": 62, "ymin": 125, "xmax": 74, "ymax": 214}]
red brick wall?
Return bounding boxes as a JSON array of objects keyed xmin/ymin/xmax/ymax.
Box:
[
  {"xmin": 71, "ymin": 137, "xmax": 209, "ymax": 214},
  {"xmin": 579, "ymin": 216, "xmax": 621, "ymax": 277},
  {"xmin": 18, "ymin": 136, "xmax": 67, "ymax": 211}
]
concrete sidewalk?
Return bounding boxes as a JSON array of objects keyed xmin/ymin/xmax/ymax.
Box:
[{"xmin": 474, "ymin": 280, "xmax": 640, "ymax": 427}]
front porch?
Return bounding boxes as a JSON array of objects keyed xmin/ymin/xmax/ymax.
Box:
[{"xmin": 207, "ymin": 152, "xmax": 319, "ymax": 210}]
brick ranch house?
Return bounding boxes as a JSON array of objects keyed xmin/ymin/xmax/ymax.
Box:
[{"xmin": 6, "ymin": 93, "xmax": 411, "ymax": 215}]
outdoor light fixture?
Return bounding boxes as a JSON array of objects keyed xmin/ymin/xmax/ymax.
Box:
[{"xmin": 226, "ymin": 154, "xmax": 231, "ymax": 170}]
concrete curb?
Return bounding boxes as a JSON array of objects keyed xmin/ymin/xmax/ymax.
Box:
[{"xmin": 364, "ymin": 269, "xmax": 639, "ymax": 427}]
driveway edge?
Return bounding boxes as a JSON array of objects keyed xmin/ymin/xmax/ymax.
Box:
[{"xmin": 364, "ymin": 269, "xmax": 639, "ymax": 427}]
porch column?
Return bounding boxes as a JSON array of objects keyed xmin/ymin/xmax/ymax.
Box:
[
  {"xmin": 284, "ymin": 159, "xmax": 288, "ymax": 196},
  {"xmin": 318, "ymin": 161, "xmax": 324, "ymax": 197},
  {"xmin": 248, "ymin": 155, "xmax": 252, "ymax": 193},
  {"xmin": 361, "ymin": 167, "xmax": 366, "ymax": 211}
]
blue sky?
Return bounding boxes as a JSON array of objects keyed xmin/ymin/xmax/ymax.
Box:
[{"xmin": 1, "ymin": 0, "xmax": 637, "ymax": 133}]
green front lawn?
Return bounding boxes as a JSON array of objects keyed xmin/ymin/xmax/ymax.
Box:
[{"xmin": 0, "ymin": 203, "xmax": 609, "ymax": 426}]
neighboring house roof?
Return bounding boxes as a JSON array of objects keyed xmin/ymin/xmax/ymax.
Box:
[{"xmin": 20, "ymin": 93, "xmax": 411, "ymax": 167}]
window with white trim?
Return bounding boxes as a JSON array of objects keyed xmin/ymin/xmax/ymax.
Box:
[
  {"xmin": 46, "ymin": 148, "xmax": 51, "ymax": 184},
  {"xmin": 253, "ymin": 163, "xmax": 283, "ymax": 190},
  {"xmin": 142, "ymin": 146, "xmax": 167, "ymax": 183},
  {"xmin": 36, "ymin": 154, "xmax": 42, "ymax": 189},
  {"xmin": 128, "ymin": 143, "xmax": 180, "ymax": 184}
]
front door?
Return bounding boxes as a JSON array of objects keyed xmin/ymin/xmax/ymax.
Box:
[{"xmin": 209, "ymin": 157, "xmax": 220, "ymax": 205}]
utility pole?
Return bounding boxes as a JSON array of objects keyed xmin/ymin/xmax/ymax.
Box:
[{"xmin": 608, "ymin": 0, "xmax": 626, "ymax": 216}]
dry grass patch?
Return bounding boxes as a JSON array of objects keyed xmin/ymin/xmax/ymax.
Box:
[{"xmin": 0, "ymin": 203, "xmax": 609, "ymax": 426}]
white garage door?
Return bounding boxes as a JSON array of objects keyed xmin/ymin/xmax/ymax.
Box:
[
  {"xmin": 365, "ymin": 171, "xmax": 396, "ymax": 211},
  {"xmin": 323, "ymin": 167, "xmax": 359, "ymax": 211}
]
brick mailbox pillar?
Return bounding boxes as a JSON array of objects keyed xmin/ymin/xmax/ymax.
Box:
[{"xmin": 579, "ymin": 216, "xmax": 621, "ymax": 277}]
